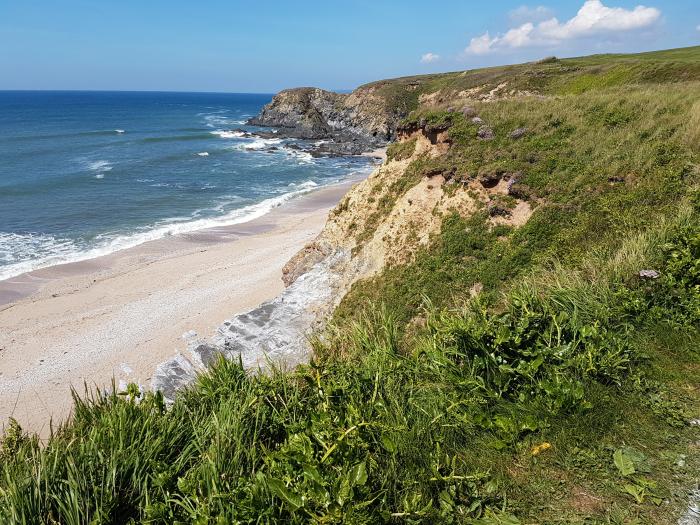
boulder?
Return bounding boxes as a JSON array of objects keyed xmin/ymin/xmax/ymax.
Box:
[
  {"xmin": 479, "ymin": 171, "xmax": 502, "ymax": 188},
  {"xmin": 638, "ymin": 269, "xmax": 660, "ymax": 279},
  {"xmin": 487, "ymin": 202, "xmax": 511, "ymax": 217},
  {"xmin": 477, "ymin": 126, "xmax": 495, "ymax": 140},
  {"xmin": 510, "ymin": 127, "xmax": 528, "ymax": 139}
]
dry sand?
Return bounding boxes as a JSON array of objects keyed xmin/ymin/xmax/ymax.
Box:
[{"xmin": 0, "ymin": 181, "xmax": 355, "ymax": 436}]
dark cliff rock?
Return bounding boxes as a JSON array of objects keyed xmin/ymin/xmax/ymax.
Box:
[{"xmin": 248, "ymin": 85, "xmax": 409, "ymax": 154}]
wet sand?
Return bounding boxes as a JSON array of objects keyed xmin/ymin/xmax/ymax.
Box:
[{"xmin": 0, "ymin": 181, "xmax": 356, "ymax": 436}]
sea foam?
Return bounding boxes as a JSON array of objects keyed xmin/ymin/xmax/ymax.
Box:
[
  {"xmin": 210, "ymin": 130, "xmax": 245, "ymax": 139},
  {"xmin": 0, "ymin": 183, "xmax": 324, "ymax": 282},
  {"xmin": 88, "ymin": 160, "xmax": 113, "ymax": 172}
]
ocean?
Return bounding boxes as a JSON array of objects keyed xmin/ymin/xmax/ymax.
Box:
[{"xmin": 0, "ymin": 91, "xmax": 374, "ymax": 281}]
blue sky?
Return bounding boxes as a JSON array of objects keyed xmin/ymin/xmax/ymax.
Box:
[{"xmin": 0, "ymin": 0, "xmax": 698, "ymax": 92}]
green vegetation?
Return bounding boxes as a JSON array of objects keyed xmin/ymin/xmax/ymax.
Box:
[
  {"xmin": 386, "ymin": 137, "xmax": 417, "ymax": 162},
  {"xmin": 1, "ymin": 46, "xmax": 699, "ymax": 524},
  {"xmin": 341, "ymin": 78, "xmax": 700, "ymax": 324},
  {"xmin": 362, "ymin": 46, "xmax": 700, "ymax": 117}
]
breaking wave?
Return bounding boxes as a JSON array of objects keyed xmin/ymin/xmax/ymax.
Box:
[{"xmin": 0, "ymin": 183, "xmax": 326, "ymax": 282}]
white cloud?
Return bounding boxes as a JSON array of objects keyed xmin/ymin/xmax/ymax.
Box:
[
  {"xmin": 466, "ymin": 0, "xmax": 662, "ymax": 55},
  {"xmin": 509, "ymin": 5, "xmax": 555, "ymax": 24},
  {"xmin": 420, "ymin": 52, "xmax": 440, "ymax": 63}
]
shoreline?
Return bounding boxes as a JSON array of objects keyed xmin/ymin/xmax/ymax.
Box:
[
  {"xmin": 0, "ymin": 177, "xmax": 364, "ymax": 436},
  {"xmin": 0, "ymin": 172, "xmax": 370, "ymax": 307},
  {"xmin": 0, "ymin": 173, "xmax": 368, "ymax": 300}
]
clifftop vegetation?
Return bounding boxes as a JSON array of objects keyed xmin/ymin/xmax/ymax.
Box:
[{"xmin": 1, "ymin": 46, "xmax": 699, "ymax": 524}]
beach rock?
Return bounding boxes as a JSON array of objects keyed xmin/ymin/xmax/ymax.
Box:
[
  {"xmin": 477, "ymin": 126, "xmax": 495, "ymax": 140},
  {"xmin": 678, "ymin": 489, "xmax": 700, "ymax": 525},
  {"xmin": 510, "ymin": 127, "xmax": 528, "ymax": 139},
  {"xmin": 151, "ymin": 354, "xmax": 199, "ymax": 403},
  {"xmin": 151, "ymin": 252, "xmax": 350, "ymax": 403},
  {"xmin": 282, "ymin": 241, "xmax": 331, "ymax": 286}
]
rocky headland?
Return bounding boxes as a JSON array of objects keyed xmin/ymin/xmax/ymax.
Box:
[{"xmin": 247, "ymin": 84, "xmax": 410, "ymax": 155}]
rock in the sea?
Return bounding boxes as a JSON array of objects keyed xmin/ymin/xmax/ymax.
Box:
[
  {"xmin": 477, "ymin": 125, "xmax": 495, "ymax": 140},
  {"xmin": 510, "ymin": 127, "xmax": 528, "ymax": 139}
]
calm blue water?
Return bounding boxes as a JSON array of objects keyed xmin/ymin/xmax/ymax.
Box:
[{"xmin": 0, "ymin": 91, "xmax": 373, "ymax": 280}]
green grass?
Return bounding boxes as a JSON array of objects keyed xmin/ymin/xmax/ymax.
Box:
[
  {"xmin": 359, "ymin": 46, "xmax": 700, "ymax": 118},
  {"xmin": 386, "ymin": 137, "xmax": 417, "ymax": 162},
  {"xmin": 339, "ymin": 81, "xmax": 699, "ymax": 328}
]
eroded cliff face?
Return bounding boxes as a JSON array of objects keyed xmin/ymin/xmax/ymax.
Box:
[
  {"xmin": 248, "ymin": 85, "xmax": 406, "ymax": 153},
  {"xmin": 282, "ymin": 118, "xmax": 534, "ymax": 293}
]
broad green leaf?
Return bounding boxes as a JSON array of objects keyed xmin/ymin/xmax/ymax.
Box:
[
  {"xmin": 337, "ymin": 476, "xmax": 352, "ymax": 506},
  {"xmin": 474, "ymin": 509, "xmax": 522, "ymax": 525},
  {"xmin": 613, "ymin": 448, "xmax": 636, "ymax": 476},
  {"xmin": 265, "ymin": 477, "xmax": 304, "ymax": 510},
  {"xmin": 623, "ymin": 483, "xmax": 645, "ymax": 503},
  {"xmin": 302, "ymin": 463, "xmax": 323, "ymax": 485},
  {"xmin": 349, "ymin": 460, "xmax": 367, "ymax": 487},
  {"xmin": 380, "ymin": 434, "xmax": 397, "ymax": 454}
]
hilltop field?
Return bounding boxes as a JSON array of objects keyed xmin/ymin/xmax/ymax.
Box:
[{"xmin": 1, "ymin": 46, "xmax": 699, "ymax": 524}]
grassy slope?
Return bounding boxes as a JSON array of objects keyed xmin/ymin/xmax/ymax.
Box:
[{"xmin": 1, "ymin": 47, "xmax": 699, "ymax": 524}]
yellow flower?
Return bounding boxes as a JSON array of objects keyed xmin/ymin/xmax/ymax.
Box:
[{"xmin": 531, "ymin": 442, "xmax": 552, "ymax": 456}]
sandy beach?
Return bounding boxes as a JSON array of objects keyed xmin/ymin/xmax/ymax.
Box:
[{"xmin": 0, "ymin": 181, "xmax": 357, "ymax": 436}]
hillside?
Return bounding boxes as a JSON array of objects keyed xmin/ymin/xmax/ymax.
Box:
[{"xmin": 1, "ymin": 46, "xmax": 699, "ymax": 524}]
